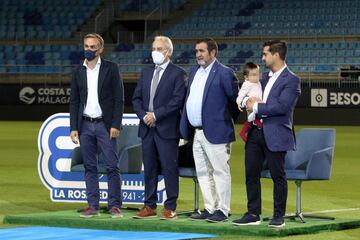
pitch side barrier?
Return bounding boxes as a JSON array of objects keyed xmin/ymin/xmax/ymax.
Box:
[{"xmin": 0, "ymin": 84, "xmax": 359, "ymax": 124}]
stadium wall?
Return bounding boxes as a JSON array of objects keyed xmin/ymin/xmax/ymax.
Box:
[{"xmin": 0, "ymin": 83, "xmax": 359, "ymax": 125}]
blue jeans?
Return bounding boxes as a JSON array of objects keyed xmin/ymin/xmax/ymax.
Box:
[{"xmin": 80, "ymin": 120, "xmax": 122, "ymax": 209}]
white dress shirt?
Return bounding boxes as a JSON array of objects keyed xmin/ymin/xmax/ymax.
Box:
[
  {"xmin": 147, "ymin": 60, "xmax": 170, "ymax": 120},
  {"xmin": 150, "ymin": 59, "xmax": 170, "ymax": 90},
  {"xmin": 186, "ymin": 60, "xmax": 215, "ymax": 127},
  {"xmin": 253, "ymin": 64, "xmax": 287, "ymax": 114},
  {"xmin": 83, "ymin": 58, "xmax": 103, "ymax": 118}
]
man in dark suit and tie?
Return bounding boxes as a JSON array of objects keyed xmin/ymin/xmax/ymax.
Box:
[
  {"xmin": 232, "ymin": 40, "xmax": 301, "ymax": 228},
  {"xmin": 70, "ymin": 33, "xmax": 124, "ymax": 218},
  {"xmin": 180, "ymin": 38, "xmax": 239, "ymax": 223},
  {"xmin": 132, "ymin": 36, "xmax": 186, "ymax": 220}
]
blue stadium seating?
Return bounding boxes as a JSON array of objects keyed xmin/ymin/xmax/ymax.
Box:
[
  {"xmin": 0, "ymin": 0, "xmax": 101, "ymax": 39},
  {"xmin": 162, "ymin": 0, "xmax": 360, "ymax": 38},
  {"xmin": 0, "ymin": 44, "xmax": 82, "ymax": 73},
  {"xmin": 1, "ymin": 0, "xmax": 360, "ymax": 75},
  {"xmin": 120, "ymin": 0, "xmax": 186, "ymax": 12}
]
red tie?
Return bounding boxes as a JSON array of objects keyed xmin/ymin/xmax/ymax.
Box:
[{"xmin": 253, "ymin": 117, "xmax": 263, "ymax": 129}]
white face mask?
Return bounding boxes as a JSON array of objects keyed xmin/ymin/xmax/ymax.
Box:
[{"xmin": 152, "ymin": 50, "xmax": 167, "ymax": 65}]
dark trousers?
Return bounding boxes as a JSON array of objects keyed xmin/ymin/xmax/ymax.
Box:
[
  {"xmin": 80, "ymin": 121, "xmax": 122, "ymax": 209},
  {"xmin": 141, "ymin": 128, "xmax": 179, "ymax": 211},
  {"xmin": 245, "ymin": 126, "xmax": 287, "ymax": 216}
]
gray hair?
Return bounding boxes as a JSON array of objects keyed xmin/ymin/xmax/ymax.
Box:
[{"xmin": 154, "ymin": 35, "xmax": 173, "ymax": 55}]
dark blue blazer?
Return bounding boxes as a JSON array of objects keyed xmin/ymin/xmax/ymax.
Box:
[
  {"xmin": 180, "ymin": 60, "xmax": 239, "ymax": 144},
  {"xmin": 132, "ymin": 62, "xmax": 186, "ymax": 139},
  {"xmin": 257, "ymin": 67, "xmax": 301, "ymax": 152},
  {"xmin": 69, "ymin": 59, "xmax": 124, "ymax": 133}
]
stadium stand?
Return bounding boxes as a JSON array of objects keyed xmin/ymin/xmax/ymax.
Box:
[
  {"xmin": 0, "ymin": 0, "xmax": 359, "ymax": 124},
  {"xmin": 105, "ymin": 40, "xmax": 360, "ymax": 77},
  {"xmin": 0, "ymin": 44, "xmax": 80, "ymax": 74},
  {"xmin": 0, "ymin": 0, "xmax": 102, "ymax": 39},
  {"xmin": 120, "ymin": 0, "xmax": 187, "ymax": 12},
  {"xmin": 163, "ymin": 0, "xmax": 360, "ymax": 38},
  {"xmin": 1, "ymin": 0, "xmax": 360, "ymax": 83}
]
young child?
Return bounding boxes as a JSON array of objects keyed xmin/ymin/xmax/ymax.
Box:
[{"xmin": 236, "ymin": 62, "xmax": 262, "ymax": 142}]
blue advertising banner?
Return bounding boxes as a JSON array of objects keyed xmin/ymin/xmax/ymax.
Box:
[{"xmin": 38, "ymin": 113, "xmax": 166, "ymax": 204}]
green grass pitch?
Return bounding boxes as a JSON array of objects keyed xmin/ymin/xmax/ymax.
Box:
[{"xmin": 0, "ymin": 121, "xmax": 359, "ymax": 239}]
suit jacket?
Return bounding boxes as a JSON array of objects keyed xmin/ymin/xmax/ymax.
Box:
[
  {"xmin": 257, "ymin": 67, "xmax": 301, "ymax": 152},
  {"xmin": 132, "ymin": 62, "xmax": 186, "ymax": 139},
  {"xmin": 69, "ymin": 59, "xmax": 124, "ymax": 133},
  {"xmin": 180, "ymin": 60, "xmax": 239, "ymax": 144}
]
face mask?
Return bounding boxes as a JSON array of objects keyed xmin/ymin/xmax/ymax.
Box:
[
  {"xmin": 152, "ymin": 50, "xmax": 166, "ymax": 65},
  {"xmin": 84, "ymin": 49, "xmax": 97, "ymax": 61}
]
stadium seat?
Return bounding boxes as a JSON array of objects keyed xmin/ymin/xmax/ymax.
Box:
[
  {"xmin": 261, "ymin": 128, "xmax": 336, "ymax": 223},
  {"xmin": 71, "ymin": 124, "xmax": 142, "ymax": 174}
]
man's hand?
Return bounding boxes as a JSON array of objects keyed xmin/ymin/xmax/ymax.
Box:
[
  {"xmin": 237, "ymin": 103, "xmax": 244, "ymax": 112},
  {"xmin": 144, "ymin": 112, "xmax": 156, "ymax": 128},
  {"xmin": 246, "ymin": 97, "xmax": 262, "ymax": 112},
  {"xmin": 110, "ymin": 128, "xmax": 120, "ymax": 139},
  {"xmin": 70, "ymin": 130, "xmax": 79, "ymax": 144}
]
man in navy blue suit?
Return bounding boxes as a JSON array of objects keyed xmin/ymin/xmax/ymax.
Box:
[
  {"xmin": 232, "ymin": 40, "xmax": 301, "ymax": 228},
  {"xmin": 132, "ymin": 36, "xmax": 186, "ymax": 220},
  {"xmin": 180, "ymin": 38, "xmax": 239, "ymax": 223},
  {"xmin": 70, "ymin": 33, "xmax": 124, "ymax": 218}
]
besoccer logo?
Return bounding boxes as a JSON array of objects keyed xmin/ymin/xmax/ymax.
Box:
[{"xmin": 311, "ymin": 89, "xmax": 328, "ymax": 107}]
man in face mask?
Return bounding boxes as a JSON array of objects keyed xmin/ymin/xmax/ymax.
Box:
[
  {"xmin": 132, "ymin": 36, "xmax": 186, "ymax": 220},
  {"xmin": 70, "ymin": 33, "xmax": 124, "ymax": 218}
]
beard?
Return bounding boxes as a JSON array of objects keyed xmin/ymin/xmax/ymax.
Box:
[{"xmin": 197, "ymin": 59, "xmax": 206, "ymax": 66}]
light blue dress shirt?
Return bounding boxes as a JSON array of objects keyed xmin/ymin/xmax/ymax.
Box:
[{"xmin": 186, "ymin": 60, "xmax": 215, "ymax": 127}]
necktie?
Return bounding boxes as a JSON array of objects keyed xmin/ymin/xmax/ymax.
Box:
[{"xmin": 148, "ymin": 66, "xmax": 162, "ymax": 111}]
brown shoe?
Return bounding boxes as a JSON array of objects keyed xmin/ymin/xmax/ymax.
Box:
[
  {"xmin": 133, "ymin": 206, "xmax": 157, "ymax": 219},
  {"xmin": 160, "ymin": 208, "xmax": 177, "ymax": 220}
]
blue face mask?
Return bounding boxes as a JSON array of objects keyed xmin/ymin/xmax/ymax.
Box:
[{"xmin": 84, "ymin": 49, "xmax": 97, "ymax": 61}]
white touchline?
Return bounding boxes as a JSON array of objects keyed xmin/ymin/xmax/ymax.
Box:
[{"xmin": 304, "ymin": 208, "xmax": 360, "ymax": 214}]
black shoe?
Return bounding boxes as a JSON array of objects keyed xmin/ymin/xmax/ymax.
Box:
[
  {"xmin": 268, "ymin": 215, "xmax": 285, "ymax": 228},
  {"xmin": 232, "ymin": 212, "xmax": 261, "ymax": 226},
  {"xmin": 190, "ymin": 209, "xmax": 213, "ymax": 221},
  {"xmin": 206, "ymin": 210, "xmax": 228, "ymax": 223}
]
